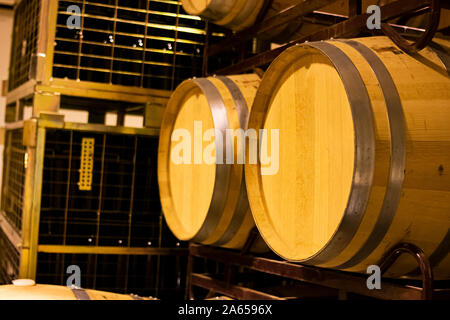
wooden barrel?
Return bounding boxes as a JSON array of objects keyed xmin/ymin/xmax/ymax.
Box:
[
  {"xmin": 0, "ymin": 279, "xmax": 151, "ymax": 300},
  {"xmin": 246, "ymin": 36, "xmax": 450, "ymax": 279},
  {"xmin": 182, "ymin": 1, "xmax": 449, "ymax": 44},
  {"xmin": 158, "ymin": 74, "xmax": 264, "ymax": 250},
  {"xmin": 180, "ymin": 0, "xmax": 388, "ymax": 42},
  {"xmin": 181, "ymin": 0, "xmax": 303, "ymax": 40}
]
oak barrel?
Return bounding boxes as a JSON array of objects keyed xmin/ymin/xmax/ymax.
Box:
[
  {"xmin": 181, "ymin": 0, "xmax": 303, "ymax": 40},
  {"xmin": 158, "ymin": 74, "xmax": 264, "ymax": 250},
  {"xmin": 0, "ymin": 279, "xmax": 150, "ymax": 300},
  {"xmin": 181, "ymin": 1, "xmax": 450, "ymax": 43},
  {"xmin": 246, "ymin": 36, "xmax": 450, "ymax": 278}
]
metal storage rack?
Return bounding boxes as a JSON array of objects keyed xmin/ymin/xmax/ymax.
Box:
[
  {"xmin": 5, "ymin": 0, "xmax": 225, "ymax": 126},
  {"xmin": 186, "ymin": 0, "xmax": 450, "ymax": 301},
  {"xmin": 202, "ymin": 0, "xmax": 448, "ymax": 76},
  {"xmin": 1, "ymin": 0, "xmax": 227, "ymax": 297},
  {"xmin": 187, "ymin": 241, "xmax": 450, "ymax": 300},
  {"xmin": 0, "ymin": 114, "xmax": 188, "ymax": 298}
]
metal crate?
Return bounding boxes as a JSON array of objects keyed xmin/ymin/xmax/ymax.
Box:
[
  {"xmin": 8, "ymin": 0, "xmax": 41, "ymax": 91},
  {"xmin": 53, "ymin": 0, "xmax": 207, "ymax": 90},
  {"xmin": 5, "ymin": 0, "xmax": 226, "ymax": 132},
  {"xmin": 7, "ymin": 0, "xmax": 221, "ymax": 96},
  {"xmin": 38, "ymin": 127, "xmax": 164, "ymax": 247},
  {"xmin": 0, "ymin": 116, "xmax": 188, "ymax": 298}
]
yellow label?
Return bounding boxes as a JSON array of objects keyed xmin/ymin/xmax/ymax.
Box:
[{"xmin": 79, "ymin": 138, "xmax": 95, "ymax": 191}]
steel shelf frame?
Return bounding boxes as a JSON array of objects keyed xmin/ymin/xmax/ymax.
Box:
[
  {"xmin": 202, "ymin": 0, "xmax": 443, "ymax": 76},
  {"xmin": 187, "ymin": 241, "xmax": 450, "ymax": 300}
]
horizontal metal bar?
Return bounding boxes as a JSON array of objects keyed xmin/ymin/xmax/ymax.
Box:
[
  {"xmin": 52, "ymin": 64, "xmax": 176, "ymax": 80},
  {"xmin": 38, "ymin": 245, "xmax": 188, "ymax": 256},
  {"xmin": 4, "ymin": 121, "xmax": 25, "ymax": 131},
  {"xmin": 191, "ymin": 273, "xmax": 286, "ymax": 300},
  {"xmin": 37, "ymin": 119, "xmax": 161, "ymax": 136},
  {"xmin": 54, "ymin": 37, "xmax": 201, "ymax": 57},
  {"xmin": 55, "ymin": 24, "xmax": 205, "ymax": 45},
  {"xmin": 63, "ymin": 0, "xmax": 200, "ymax": 20},
  {"xmin": 214, "ymin": 0, "xmax": 430, "ymax": 75},
  {"xmin": 57, "ymin": 11, "xmax": 207, "ymax": 35},
  {"xmin": 6, "ymin": 79, "xmax": 37, "ymax": 105},
  {"xmin": 189, "ymin": 244, "xmax": 423, "ymax": 300},
  {"xmin": 434, "ymin": 289, "xmax": 450, "ymax": 300},
  {"xmin": 36, "ymin": 78, "xmax": 171, "ymax": 104}
]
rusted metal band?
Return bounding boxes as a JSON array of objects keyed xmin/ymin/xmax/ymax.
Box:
[
  {"xmin": 191, "ymin": 78, "xmax": 232, "ymax": 243},
  {"xmin": 213, "ymin": 76, "xmax": 250, "ymax": 246},
  {"xmin": 71, "ymin": 287, "xmax": 91, "ymax": 300},
  {"xmin": 304, "ymin": 41, "xmax": 376, "ymax": 265},
  {"xmin": 332, "ymin": 40, "xmax": 406, "ymax": 269}
]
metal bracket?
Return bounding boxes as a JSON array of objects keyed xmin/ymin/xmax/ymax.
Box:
[{"xmin": 379, "ymin": 243, "xmax": 434, "ymax": 300}]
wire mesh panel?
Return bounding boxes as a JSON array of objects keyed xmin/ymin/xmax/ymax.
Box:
[
  {"xmin": 36, "ymin": 252, "xmax": 187, "ymax": 298},
  {"xmin": 37, "ymin": 127, "xmax": 187, "ymax": 297},
  {"xmin": 1, "ymin": 129, "xmax": 26, "ymax": 232},
  {"xmin": 0, "ymin": 228, "xmax": 21, "ymax": 284},
  {"xmin": 39, "ymin": 128, "xmax": 175, "ymax": 247},
  {"xmin": 53, "ymin": 0, "xmax": 214, "ymax": 90},
  {"xmin": 8, "ymin": 0, "xmax": 41, "ymax": 91}
]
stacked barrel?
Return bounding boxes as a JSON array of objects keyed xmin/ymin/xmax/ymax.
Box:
[
  {"xmin": 180, "ymin": 0, "xmax": 450, "ymax": 42},
  {"xmin": 157, "ymin": 36, "xmax": 450, "ymax": 279}
]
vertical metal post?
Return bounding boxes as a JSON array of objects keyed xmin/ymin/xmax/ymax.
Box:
[
  {"xmin": 62, "ymin": 130, "xmax": 73, "ymax": 246},
  {"xmin": 20, "ymin": 122, "xmax": 46, "ymax": 280},
  {"xmin": 109, "ymin": 0, "xmax": 119, "ymax": 84},
  {"xmin": 75, "ymin": 0, "xmax": 87, "ymax": 81},
  {"xmin": 92, "ymin": 133, "xmax": 106, "ymax": 288},
  {"xmin": 349, "ymin": 0, "xmax": 362, "ymax": 17},
  {"xmin": 202, "ymin": 22, "xmax": 210, "ymax": 77},
  {"xmin": 60, "ymin": 130, "xmax": 73, "ymax": 283},
  {"xmin": 124, "ymin": 135, "xmax": 138, "ymax": 293},
  {"xmin": 39, "ymin": 0, "xmax": 59, "ymax": 86},
  {"xmin": 140, "ymin": 0, "xmax": 150, "ymax": 88},
  {"xmin": 171, "ymin": 3, "xmax": 180, "ymax": 90},
  {"xmin": 186, "ymin": 248, "xmax": 194, "ymax": 300}
]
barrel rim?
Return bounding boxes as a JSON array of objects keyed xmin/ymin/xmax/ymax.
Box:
[
  {"xmin": 157, "ymin": 78, "xmax": 233, "ymax": 242},
  {"xmin": 245, "ymin": 41, "xmax": 377, "ymax": 264},
  {"xmin": 214, "ymin": 0, "xmax": 262, "ymax": 30},
  {"xmin": 212, "ymin": 76, "xmax": 251, "ymax": 246},
  {"xmin": 330, "ymin": 39, "xmax": 407, "ymax": 269},
  {"xmin": 181, "ymin": 0, "xmax": 231, "ymax": 21}
]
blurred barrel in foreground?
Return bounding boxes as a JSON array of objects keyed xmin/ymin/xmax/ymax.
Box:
[
  {"xmin": 158, "ymin": 74, "xmax": 265, "ymax": 251},
  {"xmin": 0, "ymin": 280, "xmax": 151, "ymax": 300},
  {"xmin": 246, "ymin": 36, "xmax": 450, "ymax": 279}
]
